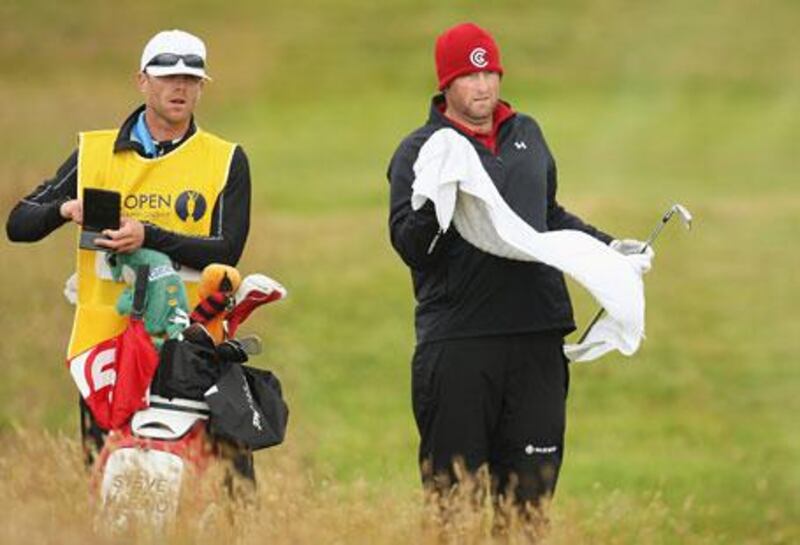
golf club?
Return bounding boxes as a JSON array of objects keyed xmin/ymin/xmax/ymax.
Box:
[{"xmin": 576, "ymin": 203, "xmax": 693, "ymax": 344}]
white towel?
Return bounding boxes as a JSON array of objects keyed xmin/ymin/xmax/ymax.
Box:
[{"xmin": 410, "ymin": 128, "xmax": 644, "ymax": 362}]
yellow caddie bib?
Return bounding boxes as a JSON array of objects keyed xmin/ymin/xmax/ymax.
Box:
[{"xmin": 67, "ymin": 128, "xmax": 236, "ymax": 359}]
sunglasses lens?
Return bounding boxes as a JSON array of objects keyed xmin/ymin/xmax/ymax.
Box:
[
  {"xmin": 181, "ymin": 54, "xmax": 205, "ymax": 68},
  {"xmin": 147, "ymin": 53, "xmax": 180, "ymax": 67},
  {"xmin": 146, "ymin": 53, "xmax": 205, "ymax": 69}
]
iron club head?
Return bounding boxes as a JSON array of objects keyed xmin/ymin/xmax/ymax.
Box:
[
  {"xmin": 672, "ymin": 203, "xmax": 692, "ymax": 230},
  {"xmin": 662, "ymin": 203, "xmax": 693, "ymax": 229},
  {"xmin": 647, "ymin": 202, "xmax": 694, "ymax": 247}
]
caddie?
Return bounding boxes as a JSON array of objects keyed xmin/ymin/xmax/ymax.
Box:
[{"xmin": 6, "ymin": 29, "xmax": 252, "ymax": 470}]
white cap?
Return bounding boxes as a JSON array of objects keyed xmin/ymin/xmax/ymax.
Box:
[{"xmin": 140, "ymin": 29, "xmax": 211, "ymax": 80}]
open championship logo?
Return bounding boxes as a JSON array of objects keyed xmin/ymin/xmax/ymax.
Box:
[
  {"xmin": 469, "ymin": 47, "xmax": 488, "ymax": 68},
  {"xmin": 175, "ymin": 190, "xmax": 207, "ymax": 222}
]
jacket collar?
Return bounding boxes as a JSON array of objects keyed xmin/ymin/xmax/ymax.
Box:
[{"xmin": 113, "ymin": 104, "xmax": 197, "ymax": 156}]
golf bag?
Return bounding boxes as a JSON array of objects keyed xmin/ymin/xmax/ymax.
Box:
[{"xmin": 72, "ymin": 263, "xmax": 289, "ymax": 526}]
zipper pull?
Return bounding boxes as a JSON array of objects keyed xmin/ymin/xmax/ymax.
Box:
[{"xmin": 427, "ymin": 229, "xmax": 444, "ymax": 255}]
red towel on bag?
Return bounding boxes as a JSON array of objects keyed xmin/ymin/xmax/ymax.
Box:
[
  {"xmin": 110, "ymin": 318, "xmax": 159, "ymax": 428},
  {"xmin": 66, "ymin": 318, "xmax": 159, "ymax": 430}
]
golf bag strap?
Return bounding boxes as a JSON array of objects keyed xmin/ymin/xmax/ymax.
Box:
[{"xmin": 132, "ymin": 264, "xmax": 150, "ymax": 319}]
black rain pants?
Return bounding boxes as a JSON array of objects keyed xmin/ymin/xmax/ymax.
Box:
[{"xmin": 411, "ymin": 331, "xmax": 569, "ymax": 506}]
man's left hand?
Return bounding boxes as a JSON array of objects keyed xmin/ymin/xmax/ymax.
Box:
[
  {"xmin": 611, "ymin": 238, "xmax": 655, "ymax": 275},
  {"xmin": 610, "ymin": 238, "xmax": 654, "ymax": 257},
  {"xmin": 96, "ymin": 217, "xmax": 145, "ymax": 253}
]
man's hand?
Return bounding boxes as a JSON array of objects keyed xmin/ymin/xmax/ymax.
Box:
[
  {"xmin": 59, "ymin": 199, "xmax": 83, "ymax": 225},
  {"xmin": 624, "ymin": 252, "xmax": 653, "ymax": 275},
  {"xmin": 96, "ymin": 217, "xmax": 145, "ymax": 253},
  {"xmin": 610, "ymin": 238, "xmax": 653, "ymax": 257},
  {"xmin": 611, "ymin": 239, "xmax": 655, "ymax": 275}
]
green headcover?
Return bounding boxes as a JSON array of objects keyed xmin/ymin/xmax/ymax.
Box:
[{"xmin": 106, "ymin": 249, "xmax": 190, "ymax": 346}]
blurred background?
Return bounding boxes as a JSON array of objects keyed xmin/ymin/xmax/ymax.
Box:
[{"xmin": 1, "ymin": 0, "xmax": 798, "ymax": 542}]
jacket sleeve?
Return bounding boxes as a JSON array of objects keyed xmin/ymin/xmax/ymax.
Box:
[
  {"xmin": 387, "ymin": 137, "xmax": 452, "ymax": 270},
  {"xmin": 143, "ymin": 145, "xmax": 251, "ymax": 269},
  {"xmin": 6, "ymin": 150, "xmax": 78, "ymax": 242},
  {"xmin": 545, "ymin": 152, "xmax": 614, "ymax": 244}
]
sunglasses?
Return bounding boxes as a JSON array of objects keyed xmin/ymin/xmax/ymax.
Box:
[{"xmin": 146, "ymin": 53, "xmax": 205, "ymax": 69}]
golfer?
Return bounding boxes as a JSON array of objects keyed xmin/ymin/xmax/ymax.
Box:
[
  {"xmin": 6, "ymin": 30, "xmax": 252, "ymax": 473},
  {"xmin": 387, "ymin": 23, "xmax": 651, "ymax": 512}
]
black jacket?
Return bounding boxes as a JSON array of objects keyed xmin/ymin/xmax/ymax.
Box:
[
  {"xmin": 6, "ymin": 105, "xmax": 251, "ymax": 270},
  {"xmin": 388, "ymin": 96, "xmax": 613, "ymax": 344}
]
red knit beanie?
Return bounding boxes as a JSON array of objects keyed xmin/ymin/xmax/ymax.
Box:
[{"xmin": 435, "ymin": 23, "xmax": 503, "ymax": 90}]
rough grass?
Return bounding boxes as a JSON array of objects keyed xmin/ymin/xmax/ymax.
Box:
[
  {"xmin": 0, "ymin": 429, "xmax": 738, "ymax": 545},
  {"xmin": 1, "ymin": 0, "xmax": 799, "ymax": 543}
]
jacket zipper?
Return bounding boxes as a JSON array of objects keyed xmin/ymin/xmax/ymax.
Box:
[{"xmin": 427, "ymin": 229, "xmax": 443, "ymax": 254}]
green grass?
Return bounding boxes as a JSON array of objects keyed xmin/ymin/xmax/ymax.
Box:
[{"xmin": 1, "ymin": 0, "xmax": 799, "ymax": 542}]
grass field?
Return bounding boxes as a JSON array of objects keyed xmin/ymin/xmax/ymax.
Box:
[{"xmin": 1, "ymin": 0, "xmax": 798, "ymax": 543}]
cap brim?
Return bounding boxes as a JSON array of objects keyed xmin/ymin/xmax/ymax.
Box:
[
  {"xmin": 144, "ymin": 65, "xmax": 212, "ymax": 81},
  {"xmin": 131, "ymin": 407, "xmax": 207, "ymax": 439}
]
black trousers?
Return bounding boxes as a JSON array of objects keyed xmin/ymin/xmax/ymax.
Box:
[{"xmin": 411, "ymin": 332, "xmax": 569, "ymax": 506}]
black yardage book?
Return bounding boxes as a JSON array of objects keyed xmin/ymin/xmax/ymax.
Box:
[{"xmin": 79, "ymin": 188, "xmax": 121, "ymax": 251}]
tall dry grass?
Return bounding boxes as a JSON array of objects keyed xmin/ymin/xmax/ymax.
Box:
[{"xmin": 0, "ymin": 429, "xmax": 716, "ymax": 545}]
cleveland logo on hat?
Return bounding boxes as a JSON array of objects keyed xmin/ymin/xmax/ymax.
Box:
[
  {"xmin": 469, "ymin": 47, "xmax": 488, "ymax": 68},
  {"xmin": 435, "ymin": 23, "xmax": 503, "ymax": 90}
]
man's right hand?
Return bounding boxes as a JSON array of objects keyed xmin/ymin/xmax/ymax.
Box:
[{"xmin": 59, "ymin": 199, "xmax": 83, "ymax": 225}]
